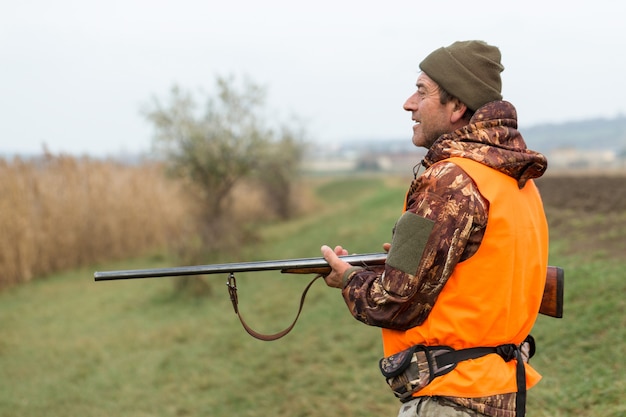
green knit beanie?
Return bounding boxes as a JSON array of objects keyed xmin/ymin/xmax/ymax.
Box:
[{"xmin": 419, "ymin": 40, "xmax": 504, "ymax": 111}]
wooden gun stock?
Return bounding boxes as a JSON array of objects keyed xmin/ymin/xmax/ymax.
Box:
[{"xmin": 539, "ymin": 266, "xmax": 564, "ymax": 318}]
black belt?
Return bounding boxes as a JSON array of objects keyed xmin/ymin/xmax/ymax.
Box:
[{"xmin": 434, "ymin": 336, "xmax": 534, "ymax": 417}]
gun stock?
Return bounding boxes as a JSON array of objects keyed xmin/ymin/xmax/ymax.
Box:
[
  {"xmin": 95, "ymin": 253, "xmax": 563, "ymax": 318},
  {"xmin": 539, "ymin": 266, "xmax": 564, "ymax": 318}
]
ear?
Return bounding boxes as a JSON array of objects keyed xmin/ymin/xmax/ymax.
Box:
[{"xmin": 449, "ymin": 99, "xmax": 468, "ymax": 124}]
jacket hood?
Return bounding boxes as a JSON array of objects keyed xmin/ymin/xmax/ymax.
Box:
[{"xmin": 423, "ymin": 100, "xmax": 548, "ymax": 188}]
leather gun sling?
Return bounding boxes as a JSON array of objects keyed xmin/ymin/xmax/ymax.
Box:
[{"xmin": 227, "ymin": 274, "xmax": 323, "ymax": 341}]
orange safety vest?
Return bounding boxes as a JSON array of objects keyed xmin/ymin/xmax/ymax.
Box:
[{"xmin": 383, "ymin": 157, "xmax": 549, "ymax": 398}]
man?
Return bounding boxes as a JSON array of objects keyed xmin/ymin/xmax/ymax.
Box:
[{"xmin": 321, "ymin": 40, "xmax": 549, "ymax": 417}]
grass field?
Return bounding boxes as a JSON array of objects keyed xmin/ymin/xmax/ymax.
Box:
[{"xmin": 1, "ymin": 175, "xmax": 624, "ymax": 417}]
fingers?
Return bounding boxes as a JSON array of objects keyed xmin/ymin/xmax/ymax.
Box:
[
  {"xmin": 321, "ymin": 245, "xmax": 351, "ymax": 289},
  {"xmin": 321, "ymin": 245, "xmax": 349, "ymax": 269},
  {"xmin": 321, "ymin": 244, "xmax": 348, "ymax": 259},
  {"xmin": 334, "ymin": 245, "xmax": 348, "ymax": 256},
  {"xmin": 321, "ymin": 245, "xmax": 338, "ymax": 264},
  {"xmin": 382, "ymin": 242, "xmax": 391, "ymax": 253}
]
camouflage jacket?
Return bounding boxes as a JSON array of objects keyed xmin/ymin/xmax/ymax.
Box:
[{"xmin": 342, "ymin": 101, "xmax": 548, "ymax": 417}]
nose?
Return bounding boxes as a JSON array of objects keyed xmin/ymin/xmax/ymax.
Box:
[{"xmin": 403, "ymin": 92, "xmax": 418, "ymax": 112}]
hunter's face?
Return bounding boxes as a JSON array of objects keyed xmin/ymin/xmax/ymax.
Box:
[{"xmin": 403, "ymin": 72, "xmax": 457, "ymax": 149}]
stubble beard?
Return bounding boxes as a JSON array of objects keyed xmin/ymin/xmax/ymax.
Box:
[{"xmin": 412, "ymin": 124, "xmax": 445, "ymax": 150}]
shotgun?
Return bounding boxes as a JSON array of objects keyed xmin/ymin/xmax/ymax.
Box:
[{"xmin": 94, "ymin": 252, "xmax": 564, "ymax": 318}]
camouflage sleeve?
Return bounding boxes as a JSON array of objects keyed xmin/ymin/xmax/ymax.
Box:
[{"xmin": 341, "ymin": 161, "xmax": 488, "ymax": 330}]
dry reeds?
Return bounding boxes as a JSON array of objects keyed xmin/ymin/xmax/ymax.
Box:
[{"xmin": 0, "ymin": 153, "xmax": 192, "ymax": 289}]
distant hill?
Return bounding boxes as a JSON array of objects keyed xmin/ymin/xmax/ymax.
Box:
[{"xmin": 522, "ymin": 115, "xmax": 626, "ymax": 154}]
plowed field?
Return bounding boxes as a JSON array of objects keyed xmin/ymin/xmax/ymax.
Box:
[{"xmin": 536, "ymin": 174, "xmax": 626, "ymax": 259}]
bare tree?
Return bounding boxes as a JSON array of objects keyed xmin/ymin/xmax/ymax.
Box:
[
  {"xmin": 143, "ymin": 75, "xmax": 305, "ymax": 247},
  {"xmin": 256, "ymin": 127, "xmax": 305, "ymax": 219}
]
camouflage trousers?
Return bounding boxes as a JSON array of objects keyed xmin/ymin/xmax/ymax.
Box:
[{"xmin": 397, "ymin": 397, "xmax": 489, "ymax": 417}]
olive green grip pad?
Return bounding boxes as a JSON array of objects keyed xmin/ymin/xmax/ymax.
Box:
[{"xmin": 386, "ymin": 212, "xmax": 435, "ymax": 275}]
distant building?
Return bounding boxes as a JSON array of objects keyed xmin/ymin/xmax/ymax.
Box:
[
  {"xmin": 302, "ymin": 139, "xmax": 424, "ymax": 174},
  {"xmin": 548, "ymin": 147, "xmax": 620, "ymax": 169}
]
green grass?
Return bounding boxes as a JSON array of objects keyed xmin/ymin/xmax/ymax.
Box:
[
  {"xmin": 527, "ymin": 258, "xmax": 625, "ymax": 417},
  {"xmin": 1, "ymin": 175, "xmax": 624, "ymax": 417}
]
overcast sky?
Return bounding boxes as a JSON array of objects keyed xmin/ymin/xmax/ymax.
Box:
[{"xmin": 2, "ymin": 0, "xmax": 625, "ymax": 156}]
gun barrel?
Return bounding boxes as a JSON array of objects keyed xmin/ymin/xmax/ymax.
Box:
[
  {"xmin": 93, "ymin": 253, "xmax": 388, "ymax": 281},
  {"xmin": 94, "ymin": 253, "xmax": 563, "ymax": 318}
]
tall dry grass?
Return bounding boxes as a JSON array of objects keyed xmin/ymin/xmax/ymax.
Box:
[
  {"xmin": 0, "ymin": 153, "xmax": 193, "ymax": 289},
  {"xmin": 0, "ymin": 152, "xmax": 315, "ymax": 290}
]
